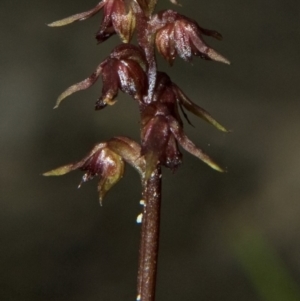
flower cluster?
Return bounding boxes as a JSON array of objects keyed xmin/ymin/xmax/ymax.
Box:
[{"xmin": 47, "ymin": 0, "xmax": 229, "ymax": 202}]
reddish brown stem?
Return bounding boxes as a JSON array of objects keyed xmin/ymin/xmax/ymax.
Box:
[{"xmin": 137, "ymin": 167, "xmax": 162, "ymax": 301}]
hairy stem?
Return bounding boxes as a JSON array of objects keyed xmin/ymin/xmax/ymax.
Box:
[{"xmin": 137, "ymin": 167, "xmax": 162, "ymax": 301}]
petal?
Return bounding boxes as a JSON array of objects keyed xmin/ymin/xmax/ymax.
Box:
[
  {"xmin": 48, "ymin": 1, "xmax": 106, "ymax": 27},
  {"xmin": 117, "ymin": 60, "xmax": 148, "ymax": 100},
  {"xmin": 96, "ymin": 23, "xmax": 116, "ymax": 43},
  {"xmin": 111, "ymin": 0, "xmax": 136, "ymax": 43},
  {"xmin": 156, "ymin": 24, "xmax": 176, "ymax": 65},
  {"xmin": 174, "ymin": 20, "xmax": 192, "ymax": 61},
  {"xmin": 162, "ymin": 135, "xmax": 182, "ymax": 170},
  {"xmin": 97, "ymin": 0, "xmax": 115, "ymax": 41},
  {"xmin": 173, "ymin": 84, "xmax": 228, "ymax": 132},
  {"xmin": 168, "ymin": 116, "xmax": 224, "ymax": 172},
  {"xmin": 54, "ymin": 63, "xmax": 103, "ymax": 108},
  {"xmin": 99, "ymin": 59, "xmax": 121, "ymax": 104}
]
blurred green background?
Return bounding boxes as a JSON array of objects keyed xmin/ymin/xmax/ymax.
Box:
[{"xmin": 1, "ymin": 0, "xmax": 300, "ymax": 300}]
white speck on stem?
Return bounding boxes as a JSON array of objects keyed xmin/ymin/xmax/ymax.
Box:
[
  {"xmin": 136, "ymin": 213, "xmax": 143, "ymax": 223},
  {"xmin": 136, "ymin": 294, "xmax": 141, "ymax": 301},
  {"xmin": 140, "ymin": 199, "xmax": 145, "ymax": 206}
]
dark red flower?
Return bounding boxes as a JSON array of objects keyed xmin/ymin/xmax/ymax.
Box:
[
  {"xmin": 44, "ymin": 137, "xmax": 144, "ymax": 204},
  {"xmin": 152, "ymin": 10, "xmax": 230, "ymax": 65},
  {"xmin": 140, "ymin": 72, "xmax": 226, "ymax": 178},
  {"xmin": 54, "ymin": 44, "xmax": 148, "ymax": 109}
]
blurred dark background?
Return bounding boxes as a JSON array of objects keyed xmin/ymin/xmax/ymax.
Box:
[{"xmin": 1, "ymin": 0, "xmax": 300, "ymax": 300}]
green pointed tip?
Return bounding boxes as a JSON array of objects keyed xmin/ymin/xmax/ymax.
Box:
[
  {"xmin": 211, "ymin": 121, "xmax": 229, "ymax": 133},
  {"xmin": 207, "ymin": 49, "xmax": 230, "ymax": 65},
  {"xmin": 54, "ymin": 91, "xmax": 70, "ymax": 108},
  {"xmin": 208, "ymin": 162, "xmax": 225, "ymax": 173},
  {"xmin": 53, "ymin": 101, "xmax": 60, "ymax": 109},
  {"xmin": 47, "ymin": 17, "xmax": 78, "ymax": 27},
  {"xmin": 43, "ymin": 165, "xmax": 73, "ymax": 176}
]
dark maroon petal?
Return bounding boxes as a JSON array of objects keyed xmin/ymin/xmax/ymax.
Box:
[
  {"xmin": 117, "ymin": 59, "xmax": 148, "ymax": 101},
  {"xmin": 174, "ymin": 20, "xmax": 193, "ymax": 61},
  {"xmin": 100, "ymin": 59, "xmax": 121, "ymax": 104},
  {"xmin": 96, "ymin": 24, "xmax": 116, "ymax": 43},
  {"xmin": 162, "ymin": 134, "xmax": 182, "ymax": 170},
  {"xmin": 155, "ymin": 24, "xmax": 176, "ymax": 65},
  {"xmin": 95, "ymin": 97, "xmax": 108, "ymax": 110}
]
